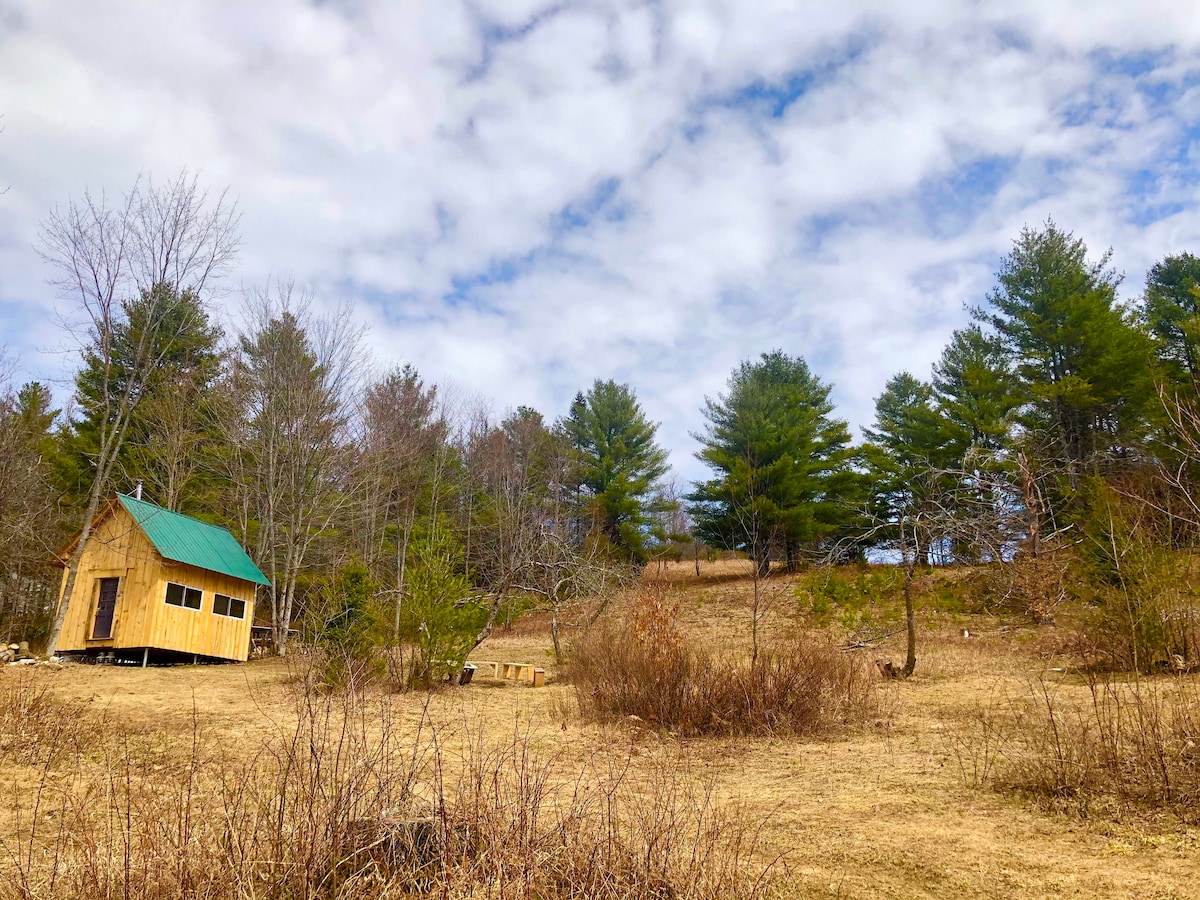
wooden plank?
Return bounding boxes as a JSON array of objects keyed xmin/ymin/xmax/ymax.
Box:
[{"xmin": 154, "ymin": 560, "xmax": 255, "ymax": 661}]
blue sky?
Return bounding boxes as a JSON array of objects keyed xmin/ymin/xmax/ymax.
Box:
[{"xmin": 3, "ymin": 0, "xmax": 1200, "ymax": 485}]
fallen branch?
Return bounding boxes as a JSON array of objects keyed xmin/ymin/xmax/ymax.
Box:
[{"xmin": 841, "ymin": 627, "xmax": 904, "ymax": 651}]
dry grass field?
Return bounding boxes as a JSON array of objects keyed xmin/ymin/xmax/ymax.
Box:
[{"xmin": 2, "ymin": 560, "xmax": 1199, "ymax": 898}]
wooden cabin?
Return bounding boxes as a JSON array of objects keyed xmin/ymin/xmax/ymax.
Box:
[{"xmin": 54, "ymin": 494, "xmax": 271, "ymax": 663}]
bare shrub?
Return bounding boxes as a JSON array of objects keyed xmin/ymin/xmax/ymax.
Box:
[
  {"xmin": 944, "ymin": 688, "xmax": 1011, "ymax": 789},
  {"xmin": 952, "ymin": 673, "xmax": 1200, "ymax": 820},
  {"xmin": 571, "ymin": 587, "xmax": 879, "ymax": 737},
  {"xmin": 977, "ymin": 547, "xmax": 1072, "ymax": 624},
  {"xmin": 0, "ymin": 678, "xmax": 778, "ymax": 899}
]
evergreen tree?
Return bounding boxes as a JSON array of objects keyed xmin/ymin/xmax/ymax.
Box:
[
  {"xmin": 688, "ymin": 351, "xmax": 860, "ymax": 574},
  {"xmin": 398, "ymin": 531, "xmax": 487, "ymax": 686},
  {"xmin": 863, "ymin": 372, "xmax": 960, "ymax": 564},
  {"xmin": 931, "ymin": 325, "xmax": 1019, "ymax": 457},
  {"xmin": 1141, "ymin": 253, "xmax": 1200, "ymax": 538},
  {"xmin": 0, "ymin": 378, "xmax": 64, "ymax": 642},
  {"xmin": 13, "ymin": 382, "xmax": 59, "ymax": 461},
  {"xmin": 63, "ymin": 283, "xmax": 223, "ymax": 510},
  {"xmin": 564, "ymin": 379, "xmax": 669, "ymax": 562},
  {"xmin": 976, "ymin": 222, "xmax": 1156, "ymax": 478},
  {"xmin": 1143, "ymin": 252, "xmax": 1200, "ymax": 393},
  {"xmin": 860, "ymin": 373, "xmax": 964, "ymax": 676},
  {"xmin": 929, "ymin": 327, "xmax": 1023, "ymax": 561}
]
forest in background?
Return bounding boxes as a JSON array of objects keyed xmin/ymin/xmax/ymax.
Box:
[{"xmin": 4, "ymin": 170, "xmax": 1200, "ymax": 681}]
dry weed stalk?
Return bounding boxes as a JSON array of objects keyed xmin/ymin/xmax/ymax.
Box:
[
  {"xmin": 0, "ymin": 673, "xmax": 778, "ymax": 899},
  {"xmin": 950, "ymin": 671, "xmax": 1200, "ymax": 820}
]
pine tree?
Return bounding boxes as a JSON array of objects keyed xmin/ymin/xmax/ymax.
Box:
[
  {"xmin": 688, "ymin": 351, "xmax": 860, "ymax": 574},
  {"xmin": 931, "ymin": 325, "xmax": 1019, "ymax": 457},
  {"xmin": 63, "ymin": 283, "xmax": 223, "ymax": 510},
  {"xmin": 863, "ymin": 372, "xmax": 960, "ymax": 564},
  {"xmin": 1143, "ymin": 252, "xmax": 1200, "ymax": 393},
  {"xmin": 563, "ymin": 379, "xmax": 669, "ymax": 562},
  {"xmin": 0, "ymin": 379, "xmax": 64, "ymax": 641},
  {"xmin": 977, "ymin": 222, "xmax": 1156, "ymax": 477},
  {"xmin": 928, "ymin": 328, "xmax": 1023, "ymax": 561}
]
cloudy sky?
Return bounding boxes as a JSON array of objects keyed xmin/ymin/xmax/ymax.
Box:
[{"xmin": 3, "ymin": 0, "xmax": 1200, "ymax": 484}]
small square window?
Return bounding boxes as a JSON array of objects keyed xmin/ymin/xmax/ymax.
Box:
[
  {"xmin": 214, "ymin": 594, "xmax": 245, "ymax": 619},
  {"xmin": 166, "ymin": 582, "xmax": 202, "ymax": 610}
]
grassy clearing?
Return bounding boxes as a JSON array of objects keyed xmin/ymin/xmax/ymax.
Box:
[{"xmin": 1, "ymin": 559, "xmax": 1199, "ymax": 898}]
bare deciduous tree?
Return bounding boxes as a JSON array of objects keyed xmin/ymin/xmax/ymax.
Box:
[
  {"xmin": 841, "ymin": 460, "xmax": 1024, "ymax": 677},
  {"xmin": 40, "ymin": 172, "xmax": 238, "ymax": 654},
  {"xmin": 223, "ymin": 283, "xmax": 364, "ymax": 655},
  {"xmin": 505, "ymin": 528, "xmax": 632, "ymax": 665},
  {"xmin": 441, "ymin": 404, "xmax": 632, "ymax": 663}
]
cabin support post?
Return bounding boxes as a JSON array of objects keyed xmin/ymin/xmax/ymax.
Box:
[{"xmin": 142, "ymin": 648, "xmax": 149, "ymax": 668}]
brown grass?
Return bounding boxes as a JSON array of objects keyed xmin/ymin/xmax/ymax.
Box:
[
  {"xmin": 570, "ymin": 584, "xmax": 878, "ymax": 737},
  {"xmin": 2, "ymin": 560, "xmax": 1200, "ymax": 898},
  {"xmin": 0, "ymin": 682, "xmax": 775, "ymax": 899}
]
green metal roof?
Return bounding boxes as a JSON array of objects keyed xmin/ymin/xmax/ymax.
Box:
[{"xmin": 117, "ymin": 494, "xmax": 272, "ymax": 587}]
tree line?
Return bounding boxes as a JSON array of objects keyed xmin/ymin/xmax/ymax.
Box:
[{"xmin": 3, "ymin": 173, "xmax": 1200, "ymax": 674}]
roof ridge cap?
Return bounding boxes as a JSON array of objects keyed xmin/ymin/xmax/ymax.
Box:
[{"xmin": 118, "ymin": 494, "xmax": 230, "ymax": 532}]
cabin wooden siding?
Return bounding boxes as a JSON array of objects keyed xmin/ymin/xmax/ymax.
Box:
[
  {"xmin": 55, "ymin": 503, "xmax": 257, "ymax": 661},
  {"xmin": 147, "ymin": 559, "xmax": 256, "ymax": 661},
  {"xmin": 56, "ymin": 503, "xmax": 162, "ymax": 652}
]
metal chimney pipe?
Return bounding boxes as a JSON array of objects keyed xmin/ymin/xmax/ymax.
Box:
[{"xmin": 135, "ymin": 480, "xmax": 143, "ymax": 500}]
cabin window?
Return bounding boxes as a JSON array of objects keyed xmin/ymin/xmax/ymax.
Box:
[
  {"xmin": 213, "ymin": 593, "xmax": 246, "ymax": 619},
  {"xmin": 165, "ymin": 582, "xmax": 203, "ymax": 610}
]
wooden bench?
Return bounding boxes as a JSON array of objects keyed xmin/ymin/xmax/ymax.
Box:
[
  {"xmin": 467, "ymin": 661, "xmax": 546, "ymax": 686},
  {"xmin": 501, "ymin": 662, "xmax": 534, "ymax": 682},
  {"xmin": 467, "ymin": 660, "xmax": 502, "ymax": 678}
]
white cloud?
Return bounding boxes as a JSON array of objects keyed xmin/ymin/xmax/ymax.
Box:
[{"xmin": 2, "ymin": 0, "xmax": 1200, "ymax": 482}]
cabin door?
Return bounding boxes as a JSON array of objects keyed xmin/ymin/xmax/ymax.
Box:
[{"xmin": 92, "ymin": 577, "xmax": 119, "ymax": 639}]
